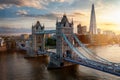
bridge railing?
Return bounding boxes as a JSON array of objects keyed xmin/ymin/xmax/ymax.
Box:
[
  {"xmin": 62, "ymin": 33, "xmax": 120, "ymax": 76},
  {"xmin": 64, "ymin": 58, "xmax": 120, "ymax": 76}
]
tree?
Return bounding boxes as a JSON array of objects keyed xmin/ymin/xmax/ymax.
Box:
[{"xmin": 46, "ymin": 38, "xmax": 56, "ymax": 46}]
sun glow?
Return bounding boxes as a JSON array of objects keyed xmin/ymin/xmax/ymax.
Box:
[{"xmin": 95, "ymin": 7, "xmax": 120, "ymax": 33}]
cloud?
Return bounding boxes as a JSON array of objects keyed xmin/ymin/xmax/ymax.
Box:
[
  {"xmin": 0, "ymin": 27, "xmax": 31, "ymax": 34},
  {"xmin": 0, "ymin": 0, "xmax": 119, "ymax": 12},
  {"xmin": 24, "ymin": 13, "xmax": 58, "ymax": 21},
  {"xmin": 101, "ymin": 23, "xmax": 117, "ymax": 26},
  {"xmin": 16, "ymin": 11, "xmax": 86, "ymax": 24},
  {"xmin": 73, "ymin": 12, "xmax": 86, "ymax": 16},
  {"xmin": 16, "ymin": 10, "xmax": 28, "ymax": 16},
  {"xmin": 0, "ymin": 0, "xmax": 68, "ymax": 9},
  {"xmin": 21, "ymin": 12, "xmax": 83, "ymax": 21},
  {"xmin": 0, "ymin": 0, "xmax": 43, "ymax": 9}
]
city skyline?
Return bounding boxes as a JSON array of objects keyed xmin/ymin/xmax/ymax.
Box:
[{"xmin": 0, "ymin": 0, "xmax": 120, "ymax": 34}]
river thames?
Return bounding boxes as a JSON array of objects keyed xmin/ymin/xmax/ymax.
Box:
[{"xmin": 0, "ymin": 45, "xmax": 120, "ymax": 80}]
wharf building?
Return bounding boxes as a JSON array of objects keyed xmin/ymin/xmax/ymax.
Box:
[{"xmin": 77, "ymin": 24, "xmax": 87, "ymax": 35}]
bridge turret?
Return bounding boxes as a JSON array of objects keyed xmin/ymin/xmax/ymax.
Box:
[
  {"xmin": 32, "ymin": 21, "xmax": 44, "ymax": 32},
  {"xmin": 56, "ymin": 14, "xmax": 74, "ymax": 66},
  {"xmin": 31, "ymin": 21, "xmax": 45, "ymax": 56}
]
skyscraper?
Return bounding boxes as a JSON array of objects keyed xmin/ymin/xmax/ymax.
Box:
[{"xmin": 89, "ymin": 4, "xmax": 97, "ymax": 34}]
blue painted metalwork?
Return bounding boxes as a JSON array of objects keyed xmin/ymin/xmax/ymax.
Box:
[
  {"xmin": 62, "ymin": 33, "xmax": 87, "ymax": 59},
  {"xmin": 72, "ymin": 33, "xmax": 111, "ymax": 63},
  {"xmin": 63, "ymin": 33, "xmax": 120, "ymax": 77},
  {"xmin": 35, "ymin": 30, "xmax": 56, "ymax": 34},
  {"xmin": 64, "ymin": 58, "xmax": 120, "ymax": 76}
]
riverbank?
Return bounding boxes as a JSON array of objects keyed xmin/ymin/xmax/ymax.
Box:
[{"xmin": 0, "ymin": 46, "xmax": 6, "ymax": 52}]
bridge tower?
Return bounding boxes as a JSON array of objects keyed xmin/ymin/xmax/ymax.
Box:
[
  {"xmin": 32, "ymin": 21, "xmax": 45, "ymax": 56},
  {"xmin": 56, "ymin": 14, "xmax": 74, "ymax": 66}
]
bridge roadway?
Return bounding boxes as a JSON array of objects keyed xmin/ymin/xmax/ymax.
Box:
[
  {"xmin": 37, "ymin": 49, "xmax": 120, "ymax": 77},
  {"xmin": 64, "ymin": 58, "xmax": 120, "ymax": 76},
  {"xmin": 37, "ymin": 50, "xmax": 120, "ymax": 77}
]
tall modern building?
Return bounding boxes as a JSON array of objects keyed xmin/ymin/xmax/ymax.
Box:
[{"xmin": 89, "ymin": 4, "xmax": 97, "ymax": 34}]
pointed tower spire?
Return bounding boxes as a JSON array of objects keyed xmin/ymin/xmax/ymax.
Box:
[
  {"xmin": 61, "ymin": 14, "xmax": 69, "ymax": 23},
  {"xmin": 89, "ymin": 4, "xmax": 97, "ymax": 34}
]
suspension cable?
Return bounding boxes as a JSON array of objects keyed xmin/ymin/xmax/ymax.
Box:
[
  {"xmin": 72, "ymin": 33, "xmax": 112, "ymax": 64},
  {"xmin": 62, "ymin": 33, "xmax": 87, "ymax": 59}
]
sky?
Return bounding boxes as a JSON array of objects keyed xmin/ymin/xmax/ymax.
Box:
[{"xmin": 0, "ymin": 0, "xmax": 120, "ymax": 34}]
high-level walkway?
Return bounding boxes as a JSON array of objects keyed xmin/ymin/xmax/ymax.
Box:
[{"xmin": 35, "ymin": 30, "xmax": 56, "ymax": 34}]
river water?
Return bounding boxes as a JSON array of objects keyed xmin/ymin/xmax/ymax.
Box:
[{"xmin": 0, "ymin": 45, "xmax": 120, "ymax": 80}]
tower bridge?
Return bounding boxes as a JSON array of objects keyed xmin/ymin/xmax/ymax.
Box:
[{"xmin": 25, "ymin": 14, "xmax": 120, "ymax": 77}]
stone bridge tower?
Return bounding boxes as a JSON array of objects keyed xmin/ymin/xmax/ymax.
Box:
[
  {"xmin": 56, "ymin": 14, "xmax": 74, "ymax": 65},
  {"xmin": 32, "ymin": 21, "xmax": 45, "ymax": 55}
]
